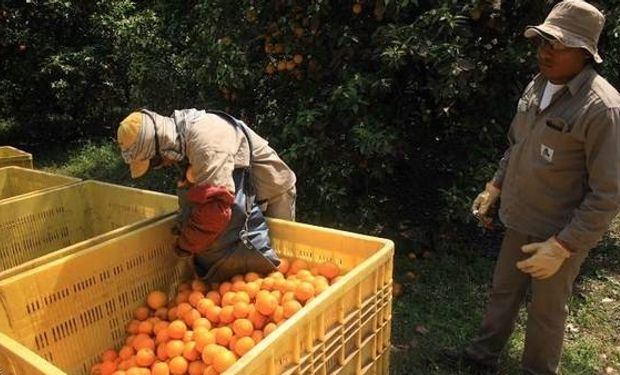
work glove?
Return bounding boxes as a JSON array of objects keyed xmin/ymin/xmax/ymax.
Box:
[
  {"xmin": 516, "ymin": 236, "xmax": 571, "ymax": 279},
  {"xmin": 471, "ymin": 182, "xmax": 501, "ymax": 227}
]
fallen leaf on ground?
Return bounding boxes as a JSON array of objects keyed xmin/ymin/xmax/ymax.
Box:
[{"xmin": 415, "ymin": 325, "xmax": 429, "ymax": 335}]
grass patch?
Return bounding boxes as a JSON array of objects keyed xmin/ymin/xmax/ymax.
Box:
[{"xmin": 390, "ymin": 227, "xmax": 620, "ymax": 375}]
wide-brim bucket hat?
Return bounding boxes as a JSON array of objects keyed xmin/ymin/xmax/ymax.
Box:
[{"xmin": 524, "ymin": 0, "xmax": 605, "ymax": 63}]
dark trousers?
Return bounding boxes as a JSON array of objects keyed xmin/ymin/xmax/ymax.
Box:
[{"xmin": 466, "ymin": 228, "xmax": 588, "ymax": 374}]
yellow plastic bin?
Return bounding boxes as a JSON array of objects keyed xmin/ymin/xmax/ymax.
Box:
[
  {"xmin": 0, "ymin": 146, "xmax": 33, "ymax": 169},
  {"xmin": 0, "ymin": 217, "xmax": 394, "ymax": 375},
  {"xmin": 0, "ymin": 180, "xmax": 178, "ymax": 282},
  {"xmin": 0, "ymin": 166, "xmax": 80, "ymax": 203}
]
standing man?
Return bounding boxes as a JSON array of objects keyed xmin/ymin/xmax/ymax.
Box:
[{"xmin": 461, "ymin": 1, "xmax": 620, "ymax": 374}]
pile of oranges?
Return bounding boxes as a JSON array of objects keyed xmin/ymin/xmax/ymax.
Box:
[{"xmin": 90, "ymin": 258, "xmax": 342, "ymax": 375}]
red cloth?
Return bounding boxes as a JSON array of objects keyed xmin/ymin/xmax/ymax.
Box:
[{"xmin": 177, "ymin": 184, "xmax": 235, "ymax": 254}]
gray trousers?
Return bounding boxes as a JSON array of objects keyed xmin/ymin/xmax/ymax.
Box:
[{"xmin": 466, "ymin": 228, "xmax": 588, "ymax": 374}]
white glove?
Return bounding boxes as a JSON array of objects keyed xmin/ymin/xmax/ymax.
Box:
[
  {"xmin": 471, "ymin": 182, "xmax": 501, "ymax": 221},
  {"xmin": 516, "ymin": 236, "xmax": 571, "ymax": 279}
]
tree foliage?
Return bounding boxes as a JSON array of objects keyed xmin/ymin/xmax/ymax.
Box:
[{"xmin": 1, "ymin": 0, "xmax": 619, "ymax": 229}]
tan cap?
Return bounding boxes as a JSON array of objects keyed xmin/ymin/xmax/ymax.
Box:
[
  {"xmin": 117, "ymin": 112, "xmax": 150, "ymax": 178},
  {"xmin": 524, "ymin": 0, "xmax": 605, "ymax": 63}
]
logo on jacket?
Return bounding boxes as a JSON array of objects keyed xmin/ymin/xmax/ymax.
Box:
[{"xmin": 541, "ymin": 144, "xmax": 554, "ymax": 163}]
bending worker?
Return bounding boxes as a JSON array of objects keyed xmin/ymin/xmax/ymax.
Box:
[{"xmin": 116, "ymin": 108, "xmax": 296, "ymax": 279}]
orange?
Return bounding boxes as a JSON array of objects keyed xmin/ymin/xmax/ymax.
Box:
[
  {"xmin": 312, "ymin": 278, "xmax": 330, "ymax": 295},
  {"xmin": 281, "ymin": 280, "xmax": 298, "ymax": 294},
  {"xmin": 151, "ymin": 362, "xmax": 170, "ymax": 375},
  {"xmin": 192, "ymin": 317, "xmax": 211, "ymax": 330},
  {"xmin": 228, "ymin": 335, "xmax": 239, "ymax": 352},
  {"xmin": 174, "ymin": 290, "xmax": 190, "ymax": 305},
  {"xmin": 196, "ymin": 298, "xmax": 214, "ymax": 316},
  {"xmin": 147, "ymin": 290, "xmax": 168, "ymax": 310},
  {"xmin": 205, "ymin": 305, "xmax": 221, "ymax": 324},
  {"xmin": 183, "ymin": 308, "xmax": 202, "ymax": 327},
  {"xmin": 168, "ymin": 356, "xmax": 188, "ymax": 375},
  {"xmin": 99, "ymin": 361, "xmax": 116, "ymax": 375},
  {"xmin": 126, "ymin": 320, "xmax": 139, "ymax": 335},
  {"xmin": 282, "ymin": 300, "xmax": 303, "ymax": 319},
  {"xmin": 281, "ymin": 291, "xmax": 296, "ymax": 304},
  {"xmin": 261, "ymin": 277, "xmax": 275, "ymax": 290},
  {"xmin": 214, "ymin": 326, "xmax": 234, "ymax": 346},
  {"xmin": 232, "ymin": 291, "xmax": 250, "ymax": 304},
  {"xmin": 201, "ymin": 343, "xmax": 225, "ymax": 365},
  {"xmin": 244, "ymin": 281, "xmax": 260, "ymax": 299},
  {"xmin": 255, "ymin": 293, "xmax": 278, "ymax": 316},
  {"xmin": 168, "ymin": 320, "xmax": 187, "ymax": 340},
  {"xmin": 135, "ymin": 348, "xmax": 155, "ymax": 367},
  {"xmin": 221, "ymin": 291, "xmax": 236, "ymax": 306},
  {"xmin": 318, "ymin": 261, "xmax": 340, "ymax": 279},
  {"xmin": 234, "ymin": 336, "xmax": 256, "ymax": 357},
  {"xmin": 118, "ymin": 345, "xmax": 134, "ymax": 360},
  {"xmin": 167, "ymin": 306, "xmax": 178, "ymax": 321},
  {"xmin": 248, "ymin": 307, "xmax": 268, "ymax": 330},
  {"xmin": 219, "ymin": 305, "xmax": 235, "ymax": 324},
  {"xmin": 132, "ymin": 334, "xmax": 155, "ymax": 351},
  {"xmin": 188, "ymin": 291, "xmax": 205, "ymax": 307},
  {"xmin": 133, "ymin": 306, "xmax": 150, "ymax": 321},
  {"xmin": 251, "ymin": 329, "xmax": 264, "ymax": 344},
  {"xmin": 183, "ymin": 330, "xmax": 194, "ymax": 343},
  {"xmin": 294, "ymin": 282, "xmax": 315, "ymax": 302},
  {"xmin": 194, "ymin": 329, "xmax": 216, "ymax": 352},
  {"xmin": 270, "ymin": 290, "xmax": 282, "ymax": 302},
  {"xmin": 232, "ymin": 301, "xmax": 250, "ymax": 319},
  {"xmin": 153, "ymin": 320, "xmax": 169, "ymax": 335},
  {"xmin": 277, "ymin": 258, "xmax": 290, "ymax": 274},
  {"xmin": 187, "ymin": 361, "xmax": 205, "ymax": 375},
  {"xmin": 165, "ymin": 340, "xmax": 185, "ymax": 358},
  {"xmin": 183, "ymin": 341, "xmax": 200, "ymax": 361},
  {"xmin": 263, "ymin": 322, "xmax": 277, "ymax": 337},
  {"xmin": 205, "ymin": 291, "xmax": 221, "ymax": 306},
  {"xmin": 203, "ymin": 365, "xmax": 218, "ymax": 375},
  {"xmin": 289, "ymin": 259, "xmax": 308, "ymax": 275},
  {"xmin": 218, "ymin": 281, "xmax": 233, "ymax": 295},
  {"xmin": 231, "ymin": 274, "xmax": 245, "ymax": 283},
  {"xmin": 232, "ymin": 318, "xmax": 254, "ymax": 337},
  {"xmin": 212, "ymin": 349, "xmax": 237, "ymax": 373},
  {"xmin": 296, "ymin": 269, "xmax": 313, "ymax": 281},
  {"xmin": 137, "ymin": 320, "xmax": 153, "ymax": 335},
  {"xmin": 231, "ymin": 279, "xmax": 246, "ymax": 292},
  {"xmin": 244, "ymin": 272, "xmax": 260, "ymax": 282},
  {"xmin": 100, "ymin": 348, "xmax": 118, "ymax": 362},
  {"xmin": 176, "ymin": 302, "xmax": 193, "ymax": 317},
  {"xmin": 156, "ymin": 342, "xmax": 168, "ymax": 361},
  {"xmin": 269, "ymin": 271, "xmax": 285, "ymax": 279},
  {"xmin": 352, "ymin": 3, "xmax": 362, "ymax": 14},
  {"xmin": 272, "ymin": 306, "xmax": 285, "ymax": 323},
  {"xmin": 155, "ymin": 327, "xmax": 170, "ymax": 344},
  {"xmin": 191, "ymin": 279, "xmax": 208, "ymax": 293}
]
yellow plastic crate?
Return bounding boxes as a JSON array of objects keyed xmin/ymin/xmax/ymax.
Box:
[
  {"xmin": 0, "ymin": 146, "xmax": 33, "ymax": 169},
  {"xmin": 0, "ymin": 166, "xmax": 80, "ymax": 203},
  {"xmin": 0, "ymin": 180, "xmax": 178, "ymax": 282},
  {"xmin": 0, "ymin": 217, "xmax": 394, "ymax": 375}
]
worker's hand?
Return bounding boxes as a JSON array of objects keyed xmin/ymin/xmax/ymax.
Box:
[
  {"xmin": 516, "ymin": 237, "xmax": 571, "ymax": 279},
  {"xmin": 471, "ymin": 182, "xmax": 501, "ymax": 222}
]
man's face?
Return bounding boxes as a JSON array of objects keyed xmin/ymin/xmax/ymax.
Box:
[{"xmin": 536, "ymin": 37, "xmax": 589, "ymax": 84}]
